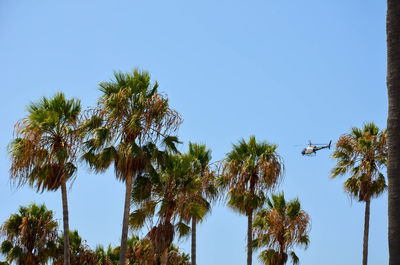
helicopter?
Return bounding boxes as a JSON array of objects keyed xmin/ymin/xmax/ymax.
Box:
[{"xmin": 301, "ymin": 140, "xmax": 332, "ymax": 156}]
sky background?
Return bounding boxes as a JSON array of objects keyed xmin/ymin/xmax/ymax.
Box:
[{"xmin": 0, "ymin": 1, "xmax": 388, "ymax": 264}]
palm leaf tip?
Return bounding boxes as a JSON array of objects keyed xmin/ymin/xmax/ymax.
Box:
[
  {"xmin": 175, "ymin": 222, "xmax": 191, "ymax": 239},
  {"xmin": 290, "ymin": 251, "xmax": 299, "ymax": 265}
]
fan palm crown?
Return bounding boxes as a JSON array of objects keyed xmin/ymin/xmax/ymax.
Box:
[
  {"xmin": 253, "ymin": 193, "xmax": 310, "ymax": 265},
  {"xmin": 222, "ymin": 136, "xmax": 284, "ymax": 213},
  {"xmin": 9, "ymin": 92, "xmax": 81, "ymax": 191},
  {"xmin": 331, "ymin": 122, "xmax": 387, "ymax": 201},
  {"xmin": 0, "ymin": 204, "xmax": 58, "ymax": 265}
]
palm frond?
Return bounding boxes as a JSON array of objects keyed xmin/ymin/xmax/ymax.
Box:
[
  {"xmin": 290, "ymin": 251, "xmax": 299, "ymax": 265},
  {"xmin": 175, "ymin": 222, "xmax": 191, "ymax": 239}
]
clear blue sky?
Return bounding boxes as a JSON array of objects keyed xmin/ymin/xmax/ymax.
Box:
[{"xmin": 0, "ymin": 1, "xmax": 388, "ymax": 264}]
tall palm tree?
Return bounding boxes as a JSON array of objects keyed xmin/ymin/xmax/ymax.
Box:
[
  {"xmin": 386, "ymin": 1, "xmax": 400, "ymax": 264},
  {"xmin": 252, "ymin": 193, "xmax": 310, "ymax": 265},
  {"xmin": 9, "ymin": 92, "xmax": 82, "ymax": 265},
  {"xmin": 130, "ymin": 152, "xmax": 200, "ymax": 265},
  {"xmin": 0, "ymin": 204, "xmax": 58, "ymax": 265},
  {"xmin": 220, "ymin": 136, "xmax": 284, "ymax": 265},
  {"xmin": 331, "ymin": 122, "xmax": 387, "ymax": 265},
  {"xmin": 187, "ymin": 142, "xmax": 217, "ymax": 265},
  {"xmin": 82, "ymin": 69, "xmax": 181, "ymax": 265}
]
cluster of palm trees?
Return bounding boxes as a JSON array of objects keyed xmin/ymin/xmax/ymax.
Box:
[
  {"xmin": 0, "ymin": 203, "xmax": 190, "ymax": 265},
  {"xmin": 2, "ymin": 68, "xmax": 388, "ymax": 265}
]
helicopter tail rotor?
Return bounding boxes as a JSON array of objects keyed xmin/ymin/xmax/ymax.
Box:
[{"xmin": 328, "ymin": 140, "xmax": 332, "ymax": 149}]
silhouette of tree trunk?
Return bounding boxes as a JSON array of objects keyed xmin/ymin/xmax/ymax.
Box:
[
  {"xmin": 61, "ymin": 181, "xmax": 70, "ymax": 265},
  {"xmin": 387, "ymin": 1, "xmax": 400, "ymax": 264},
  {"xmin": 247, "ymin": 210, "xmax": 253, "ymax": 265},
  {"xmin": 119, "ymin": 175, "xmax": 133, "ymax": 265},
  {"xmin": 191, "ymin": 217, "xmax": 197, "ymax": 265},
  {"xmin": 362, "ymin": 198, "xmax": 370, "ymax": 265}
]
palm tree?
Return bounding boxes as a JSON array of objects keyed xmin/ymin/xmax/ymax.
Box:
[
  {"xmin": 0, "ymin": 203, "xmax": 58, "ymax": 265},
  {"xmin": 82, "ymin": 69, "xmax": 182, "ymax": 265},
  {"xmin": 220, "ymin": 136, "xmax": 284, "ymax": 265},
  {"xmin": 53, "ymin": 230, "xmax": 97, "ymax": 265},
  {"xmin": 386, "ymin": 1, "xmax": 400, "ymax": 264},
  {"xmin": 95, "ymin": 244, "xmax": 120, "ymax": 265},
  {"xmin": 9, "ymin": 92, "xmax": 82, "ymax": 265},
  {"xmin": 165, "ymin": 244, "xmax": 190, "ymax": 265},
  {"xmin": 94, "ymin": 236, "xmax": 189, "ymax": 265},
  {"xmin": 252, "ymin": 193, "xmax": 310, "ymax": 265},
  {"xmin": 187, "ymin": 142, "xmax": 217, "ymax": 265},
  {"xmin": 130, "ymin": 152, "xmax": 200, "ymax": 265},
  {"xmin": 126, "ymin": 236, "xmax": 154, "ymax": 265},
  {"xmin": 331, "ymin": 122, "xmax": 387, "ymax": 265}
]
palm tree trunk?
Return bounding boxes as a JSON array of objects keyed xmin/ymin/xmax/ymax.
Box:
[
  {"xmin": 119, "ymin": 175, "xmax": 133, "ymax": 265},
  {"xmin": 191, "ymin": 217, "xmax": 197, "ymax": 265},
  {"xmin": 247, "ymin": 209, "xmax": 253, "ymax": 265},
  {"xmin": 362, "ymin": 198, "xmax": 370, "ymax": 265},
  {"xmin": 387, "ymin": 1, "xmax": 400, "ymax": 264},
  {"xmin": 161, "ymin": 248, "xmax": 168, "ymax": 265},
  {"xmin": 61, "ymin": 180, "xmax": 70, "ymax": 265}
]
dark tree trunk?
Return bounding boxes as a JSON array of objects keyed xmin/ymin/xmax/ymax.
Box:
[
  {"xmin": 362, "ymin": 198, "xmax": 371, "ymax": 265},
  {"xmin": 247, "ymin": 210, "xmax": 253, "ymax": 265},
  {"xmin": 61, "ymin": 181, "xmax": 70, "ymax": 265},
  {"xmin": 387, "ymin": 1, "xmax": 400, "ymax": 264},
  {"xmin": 247, "ymin": 177, "xmax": 255, "ymax": 265},
  {"xmin": 119, "ymin": 175, "xmax": 133, "ymax": 265},
  {"xmin": 191, "ymin": 217, "xmax": 197, "ymax": 265}
]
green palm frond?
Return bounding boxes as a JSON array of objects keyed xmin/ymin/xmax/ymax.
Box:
[
  {"xmin": 132, "ymin": 174, "xmax": 153, "ymax": 203},
  {"xmin": 259, "ymin": 249, "xmax": 288, "ymax": 265},
  {"xmin": 290, "ymin": 251, "xmax": 299, "ymax": 265},
  {"xmin": 187, "ymin": 201, "xmax": 208, "ymax": 221},
  {"xmin": 259, "ymin": 249, "xmax": 277, "ymax": 264},
  {"xmin": 298, "ymin": 235, "xmax": 310, "ymax": 248},
  {"xmin": 371, "ymin": 173, "xmax": 387, "ymax": 198},
  {"xmin": 129, "ymin": 200, "xmax": 157, "ymax": 230},
  {"xmin": 9, "ymin": 92, "xmax": 83, "ymax": 192},
  {"xmin": 175, "ymin": 222, "xmax": 191, "ymax": 239},
  {"xmin": 0, "ymin": 241, "xmax": 13, "ymax": 255},
  {"xmin": 287, "ymin": 199, "xmax": 301, "ymax": 219}
]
